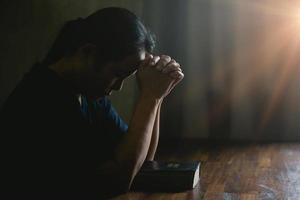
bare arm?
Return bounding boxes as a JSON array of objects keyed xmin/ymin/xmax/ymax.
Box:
[
  {"xmin": 94, "ymin": 95, "xmax": 159, "ymax": 197},
  {"xmin": 145, "ymin": 55, "xmax": 183, "ymax": 162},
  {"xmin": 96, "ymin": 55, "xmax": 184, "ymax": 196},
  {"xmin": 145, "ymin": 100, "xmax": 161, "ymax": 161},
  {"xmin": 114, "ymin": 94, "xmax": 160, "ymax": 184}
]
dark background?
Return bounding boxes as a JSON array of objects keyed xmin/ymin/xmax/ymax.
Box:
[{"xmin": 1, "ymin": 0, "xmax": 300, "ymax": 141}]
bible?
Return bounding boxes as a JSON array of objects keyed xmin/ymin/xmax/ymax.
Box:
[{"xmin": 131, "ymin": 160, "xmax": 200, "ymax": 192}]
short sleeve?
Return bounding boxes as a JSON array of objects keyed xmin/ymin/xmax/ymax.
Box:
[
  {"xmin": 89, "ymin": 97, "xmax": 128, "ymax": 162},
  {"xmin": 96, "ymin": 97, "xmax": 128, "ymax": 134}
]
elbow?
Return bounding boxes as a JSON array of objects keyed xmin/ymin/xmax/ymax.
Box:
[
  {"xmin": 96, "ymin": 158, "xmax": 144, "ymax": 197},
  {"xmin": 112, "ymin": 172, "xmax": 134, "ymax": 194},
  {"xmin": 119, "ymin": 159, "xmax": 144, "ymax": 191}
]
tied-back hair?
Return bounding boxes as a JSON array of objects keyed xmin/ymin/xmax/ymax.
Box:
[{"xmin": 43, "ymin": 7, "xmax": 156, "ymax": 66}]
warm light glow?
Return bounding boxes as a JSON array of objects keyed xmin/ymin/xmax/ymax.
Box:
[
  {"xmin": 183, "ymin": 0, "xmax": 300, "ymax": 138},
  {"xmin": 296, "ymin": 12, "xmax": 300, "ymax": 26},
  {"xmin": 232, "ymin": 1, "xmax": 300, "ymax": 133},
  {"xmin": 244, "ymin": 2, "xmax": 300, "ymax": 132},
  {"xmin": 209, "ymin": 0, "xmax": 300, "ymax": 134}
]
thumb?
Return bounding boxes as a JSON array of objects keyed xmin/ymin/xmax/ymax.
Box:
[{"xmin": 140, "ymin": 54, "xmax": 153, "ymax": 68}]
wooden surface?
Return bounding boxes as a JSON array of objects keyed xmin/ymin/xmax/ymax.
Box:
[{"xmin": 110, "ymin": 140, "xmax": 300, "ymax": 200}]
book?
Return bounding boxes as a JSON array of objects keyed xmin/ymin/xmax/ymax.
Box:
[{"xmin": 131, "ymin": 160, "xmax": 200, "ymax": 192}]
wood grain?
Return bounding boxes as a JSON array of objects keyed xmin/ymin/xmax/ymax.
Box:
[{"xmin": 110, "ymin": 140, "xmax": 300, "ymax": 200}]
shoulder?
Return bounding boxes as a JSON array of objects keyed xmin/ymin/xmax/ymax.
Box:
[
  {"xmin": 1, "ymin": 65, "xmax": 44, "ymax": 112},
  {"xmin": 4, "ymin": 64, "xmax": 58, "ymax": 102},
  {"xmin": 1, "ymin": 63, "xmax": 77, "ymax": 119}
]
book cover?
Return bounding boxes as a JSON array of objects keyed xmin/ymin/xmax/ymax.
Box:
[{"xmin": 131, "ymin": 160, "xmax": 200, "ymax": 192}]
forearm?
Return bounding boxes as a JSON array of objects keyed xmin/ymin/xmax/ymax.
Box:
[
  {"xmin": 95, "ymin": 54, "xmax": 184, "ymax": 194},
  {"xmin": 113, "ymin": 94, "xmax": 160, "ymax": 188},
  {"xmin": 146, "ymin": 100, "xmax": 161, "ymax": 161}
]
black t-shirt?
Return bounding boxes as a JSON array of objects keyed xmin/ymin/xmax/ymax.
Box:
[{"xmin": 1, "ymin": 63, "xmax": 128, "ymax": 198}]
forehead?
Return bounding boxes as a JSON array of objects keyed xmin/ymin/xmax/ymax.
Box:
[{"xmin": 117, "ymin": 50, "xmax": 146, "ymax": 71}]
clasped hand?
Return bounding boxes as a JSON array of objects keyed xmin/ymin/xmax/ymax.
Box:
[{"xmin": 137, "ymin": 54, "xmax": 184, "ymax": 99}]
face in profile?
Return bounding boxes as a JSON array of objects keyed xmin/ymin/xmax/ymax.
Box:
[{"xmin": 82, "ymin": 50, "xmax": 146, "ymax": 100}]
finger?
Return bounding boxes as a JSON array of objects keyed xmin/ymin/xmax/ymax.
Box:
[
  {"xmin": 149, "ymin": 56, "xmax": 160, "ymax": 66},
  {"xmin": 169, "ymin": 75, "xmax": 183, "ymax": 92},
  {"xmin": 167, "ymin": 81, "xmax": 177, "ymax": 95},
  {"xmin": 140, "ymin": 54, "xmax": 153, "ymax": 67},
  {"xmin": 145, "ymin": 53, "xmax": 153, "ymax": 59},
  {"xmin": 168, "ymin": 59, "xmax": 177, "ymax": 65},
  {"xmin": 165, "ymin": 70, "xmax": 184, "ymax": 95},
  {"xmin": 165, "ymin": 67, "xmax": 182, "ymax": 77},
  {"xmin": 156, "ymin": 55, "xmax": 171, "ymax": 71},
  {"xmin": 170, "ymin": 71, "xmax": 184, "ymax": 79},
  {"xmin": 165, "ymin": 78, "xmax": 180, "ymax": 96},
  {"xmin": 141, "ymin": 55, "xmax": 153, "ymax": 66},
  {"xmin": 166, "ymin": 68, "xmax": 182, "ymax": 77},
  {"xmin": 162, "ymin": 62, "xmax": 182, "ymax": 74}
]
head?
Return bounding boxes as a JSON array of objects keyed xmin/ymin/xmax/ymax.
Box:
[{"xmin": 44, "ymin": 7, "xmax": 155, "ymax": 99}]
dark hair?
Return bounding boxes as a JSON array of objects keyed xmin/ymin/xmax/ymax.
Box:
[{"xmin": 43, "ymin": 7, "xmax": 155, "ymax": 66}]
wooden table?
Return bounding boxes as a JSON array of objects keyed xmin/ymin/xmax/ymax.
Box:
[{"xmin": 110, "ymin": 140, "xmax": 300, "ymax": 200}]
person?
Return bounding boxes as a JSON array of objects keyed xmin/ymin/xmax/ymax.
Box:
[{"xmin": 1, "ymin": 7, "xmax": 184, "ymax": 199}]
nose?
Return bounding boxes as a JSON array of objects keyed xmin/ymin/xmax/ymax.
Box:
[{"xmin": 112, "ymin": 79, "xmax": 124, "ymax": 91}]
